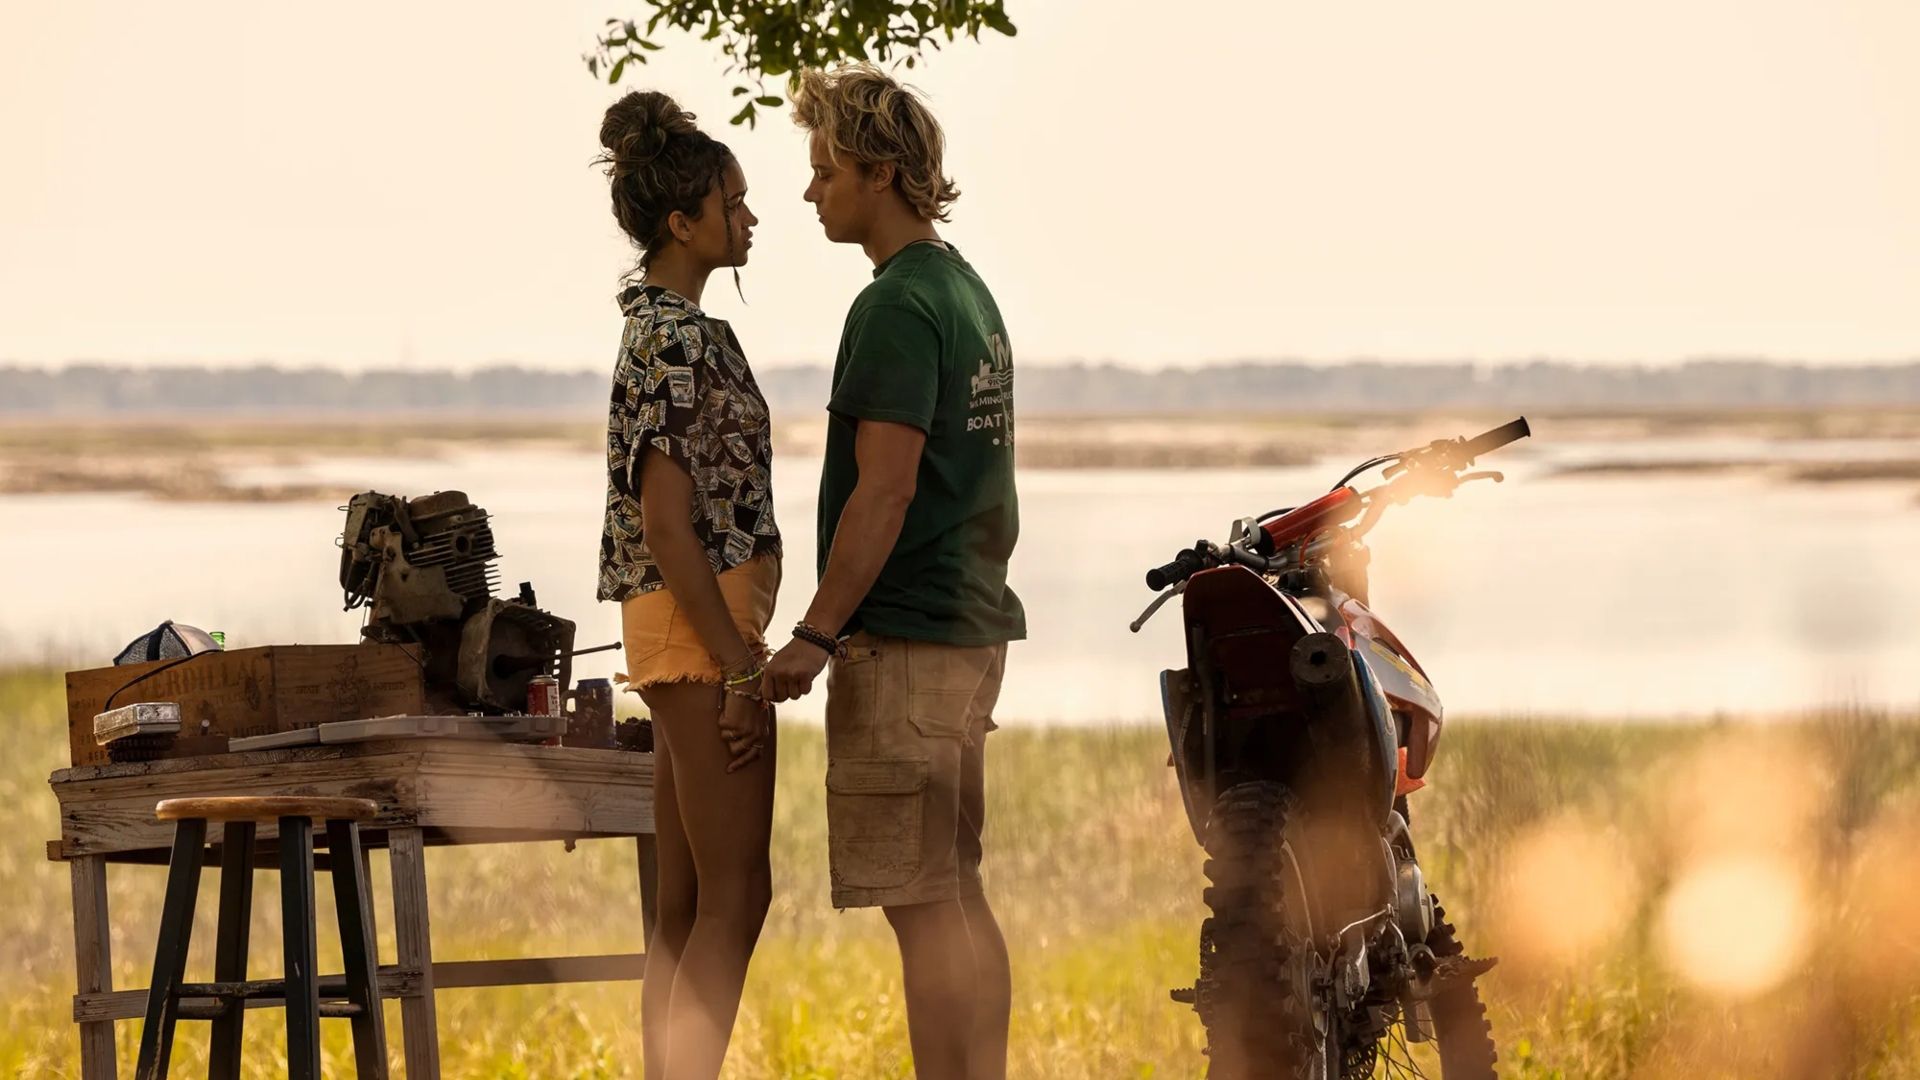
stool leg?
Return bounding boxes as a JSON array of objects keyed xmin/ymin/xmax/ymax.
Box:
[
  {"xmin": 134, "ymin": 817, "xmax": 208, "ymax": 1080},
  {"xmin": 208, "ymin": 821, "xmax": 257, "ymax": 1080},
  {"xmin": 327, "ymin": 819, "xmax": 390, "ymax": 1079},
  {"xmin": 279, "ymin": 816, "xmax": 321, "ymax": 1080}
]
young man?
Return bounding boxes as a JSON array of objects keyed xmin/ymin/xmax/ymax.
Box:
[{"xmin": 761, "ymin": 62, "xmax": 1024, "ymax": 1080}]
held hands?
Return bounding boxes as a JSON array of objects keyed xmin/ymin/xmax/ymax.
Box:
[
  {"xmin": 763, "ymin": 639, "xmax": 831, "ymax": 703},
  {"xmin": 717, "ymin": 688, "xmax": 769, "ymax": 773},
  {"xmin": 718, "ymin": 646, "xmax": 772, "ymax": 773}
]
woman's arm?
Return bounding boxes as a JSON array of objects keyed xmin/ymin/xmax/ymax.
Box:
[
  {"xmin": 636, "ymin": 446, "xmax": 756, "ymax": 675},
  {"xmin": 637, "ymin": 445, "xmax": 769, "ymax": 770}
]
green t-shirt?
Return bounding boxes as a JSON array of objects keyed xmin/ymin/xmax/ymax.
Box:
[{"xmin": 817, "ymin": 241, "xmax": 1026, "ymax": 646}]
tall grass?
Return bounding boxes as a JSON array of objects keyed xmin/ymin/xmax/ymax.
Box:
[{"xmin": 6, "ymin": 667, "xmax": 1920, "ymax": 1077}]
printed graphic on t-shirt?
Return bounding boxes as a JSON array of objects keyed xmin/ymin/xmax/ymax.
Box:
[{"xmin": 965, "ymin": 332, "xmax": 1015, "ymax": 447}]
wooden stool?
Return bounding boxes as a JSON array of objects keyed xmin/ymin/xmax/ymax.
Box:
[{"xmin": 134, "ymin": 797, "xmax": 389, "ymax": 1080}]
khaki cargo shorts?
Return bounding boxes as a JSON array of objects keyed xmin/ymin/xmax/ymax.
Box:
[{"xmin": 823, "ymin": 630, "xmax": 1007, "ymax": 909}]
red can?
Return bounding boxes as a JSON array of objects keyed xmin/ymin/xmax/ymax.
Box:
[{"xmin": 527, "ymin": 675, "xmax": 562, "ymax": 717}]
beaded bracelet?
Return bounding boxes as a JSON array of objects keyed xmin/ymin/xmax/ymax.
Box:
[
  {"xmin": 791, "ymin": 621, "xmax": 848, "ymax": 659},
  {"xmin": 724, "ymin": 666, "xmax": 765, "ymax": 688},
  {"xmin": 723, "ymin": 639, "xmax": 772, "ymax": 674}
]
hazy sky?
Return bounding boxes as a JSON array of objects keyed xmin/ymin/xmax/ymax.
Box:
[{"xmin": 4, "ymin": 1, "xmax": 1918, "ymax": 371}]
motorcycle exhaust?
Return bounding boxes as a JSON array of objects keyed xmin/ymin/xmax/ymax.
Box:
[
  {"xmin": 1288, "ymin": 632, "xmax": 1396, "ymax": 827},
  {"xmin": 1290, "ymin": 632, "xmax": 1360, "ymax": 709}
]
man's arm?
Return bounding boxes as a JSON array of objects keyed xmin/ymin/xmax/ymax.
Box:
[{"xmin": 762, "ymin": 418, "xmax": 926, "ymax": 701}]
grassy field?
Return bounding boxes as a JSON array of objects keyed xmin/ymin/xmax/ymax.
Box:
[{"xmin": 8, "ymin": 668, "xmax": 1920, "ymax": 1078}]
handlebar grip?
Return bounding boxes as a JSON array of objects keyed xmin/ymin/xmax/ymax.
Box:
[
  {"xmin": 1461, "ymin": 416, "xmax": 1530, "ymax": 459},
  {"xmin": 1146, "ymin": 549, "xmax": 1203, "ymax": 592}
]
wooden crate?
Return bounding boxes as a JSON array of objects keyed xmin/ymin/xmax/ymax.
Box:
[{"xmin": 64, "ymin": 644, "xmax": 425, "ymax": 766}]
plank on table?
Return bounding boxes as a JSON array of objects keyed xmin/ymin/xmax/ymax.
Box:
[
  {"xmin": 51, "ymin": 754, "xmax": 415, "ymax": 857},
  {"xmin": 51, "ymin": 743, "xmax": 655, "ymax": 858}
]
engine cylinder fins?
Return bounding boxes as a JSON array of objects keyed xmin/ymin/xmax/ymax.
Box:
[{"xmin": 404, "ymin": 489, "xmax": 475, "ymax": 520}]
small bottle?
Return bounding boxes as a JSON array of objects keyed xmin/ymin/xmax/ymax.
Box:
[{"xmin": 209, "ymin": 631, "xmax": 227, "ymax": 650}]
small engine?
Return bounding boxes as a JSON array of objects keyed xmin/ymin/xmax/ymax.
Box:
[{"xmin": 339, "ymin": 490, "xmax": 575, "ymax": 713}]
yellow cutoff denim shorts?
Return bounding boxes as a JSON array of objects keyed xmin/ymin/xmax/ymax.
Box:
[{"xmin": 618, "ymin": 553, "xmax": 782, "ymax": 690}]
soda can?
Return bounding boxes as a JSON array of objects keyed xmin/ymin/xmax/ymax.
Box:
[{"xmin": 527, "ymin": 675, "xmax": 562, "ymax": 717}]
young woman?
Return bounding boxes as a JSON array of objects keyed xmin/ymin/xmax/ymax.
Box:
[{"xmin": 594, "ymin": 90, "xmax": 781, "ymax": 1080}]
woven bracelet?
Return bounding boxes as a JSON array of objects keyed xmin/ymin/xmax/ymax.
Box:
[{"xmin": 791, "ymin": 622, "xmax": 846, "ymax": 658}]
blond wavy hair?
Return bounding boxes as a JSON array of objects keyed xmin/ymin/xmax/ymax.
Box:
[{"xmin": 791, "ymin": 63, "xmax": 959, "ymax": 222}]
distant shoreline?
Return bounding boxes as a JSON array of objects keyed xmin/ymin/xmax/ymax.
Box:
[
  {"xmin": 10, "ymin": 358, "xmax": 1920, "ymax": 417},
  {"xmin": 1, "ymin": 408, "xmax": 1917, "ymax": 502}
]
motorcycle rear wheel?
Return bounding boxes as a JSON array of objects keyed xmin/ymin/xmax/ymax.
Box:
[
  {"xmin": 1198, "ymin": 781, "xmax": 1336, "ymax": 1080},
  {"xmin": 1196, "ymin": 782, "xmax": 1500, "ymax": 1079}
]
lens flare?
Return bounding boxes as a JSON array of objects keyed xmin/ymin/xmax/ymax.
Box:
[
  {"xmin": 1490, "ymin": 814, "xmax": 1639, "ymax": 970},
  {"xmin": 1658, "ymin": 853, "xmax": 1810, "ymax": 998},
  {"xmin": 1659, "ymin": 735, "xmax": 1832, "ymax": 864}
]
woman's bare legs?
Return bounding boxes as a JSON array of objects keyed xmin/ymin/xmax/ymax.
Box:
[
  {"xmin": 641, "ymin": 727, "xmax": 697, "ymax": 1078},
  {"xmin": 639, "ymin": 681, "xmax": 776, "ymax": 1080}
]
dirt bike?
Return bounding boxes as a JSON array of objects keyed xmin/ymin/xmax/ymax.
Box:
[{"xmin": 1133, "ymin": 418, "xmax": 1530, "ymax": 1079}]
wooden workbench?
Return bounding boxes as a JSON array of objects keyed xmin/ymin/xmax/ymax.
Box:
[{"xmin": 47, "ymin": 740, "xmax": 659, "ymax": 1079}]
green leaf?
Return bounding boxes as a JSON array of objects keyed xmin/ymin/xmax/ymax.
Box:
[
  {"xmin": 754, "ymin": 94, "xmax": 782, "ymax": 106},
  {"xmin": 609, "ymin": 55, "xmax": 629, "ymax": 83},
  {"xmin": 733, "ymin": 86, "xmax": 752, "ymax": 96},
  {"xmin": 582, "ymin": 2, "xmax": 1015, "ymax": 90},
  {"xmin": 730, "ymin": 103, "xmax": 755, "ymax": 126}
]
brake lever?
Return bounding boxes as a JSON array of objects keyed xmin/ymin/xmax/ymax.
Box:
[
  {"xmin": 1129, "ymin": 581, "xmax": 1186, "ymax": 634},
  {"xmin": 1459, "ymin": 470, "xmax": 1504, "ymax": 484}
]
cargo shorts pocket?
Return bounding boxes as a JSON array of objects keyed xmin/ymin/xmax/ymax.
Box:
[
  {"xmin": 906, "ymin": 641, "xmax": 996, "ymax": 741},
  {"xmin": 825, "ymin": 758, "xmax": 930, "ymax": 891}
]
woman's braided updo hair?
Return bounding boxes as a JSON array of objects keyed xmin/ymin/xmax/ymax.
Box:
[{"xmin": 596, "ymin": 91, "xmax": 735, "ymax": 280}]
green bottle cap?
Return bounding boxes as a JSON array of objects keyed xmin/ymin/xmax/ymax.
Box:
[{"xmin": 210, "ymin": 631, "xmax": 226, "ymax": 648}]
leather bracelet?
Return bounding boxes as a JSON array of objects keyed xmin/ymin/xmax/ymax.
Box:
[{"xmin": 791, "ymin": 621, "xmax": 847, "ymax": 659}]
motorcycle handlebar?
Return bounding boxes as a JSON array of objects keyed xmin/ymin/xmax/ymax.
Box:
[
  {"xmin": 1461, "ymin": 416, "xmax": 1531, "ymax": 460},
  {"xmin": 1145, "ymin": 547, "xmax": 1207, "ymax": 592},
  {"xmin": 1142, "ymin": 417, "xmax": 1530, "ymax": 593}
]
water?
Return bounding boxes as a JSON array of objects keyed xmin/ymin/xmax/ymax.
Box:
[{"xmin": 3, "ymin": 439, "xmax": 1917, "ymax": 722}]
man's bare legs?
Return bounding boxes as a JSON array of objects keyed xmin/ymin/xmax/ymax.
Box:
[
  {"xmin": 883, "ymin": 893, "xmax": 1011, "ymax": 1080},
  {"xmin": 641, "ymin": 682, "xmax": 777, "ymax": 1079},
  {"xmin": 960, "ymin": 893, "xmax": 1011, "ymax": 1080},
  {"xmin": 885, "ymin": 900, "xmax": 977, "ymax": 1080}
]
